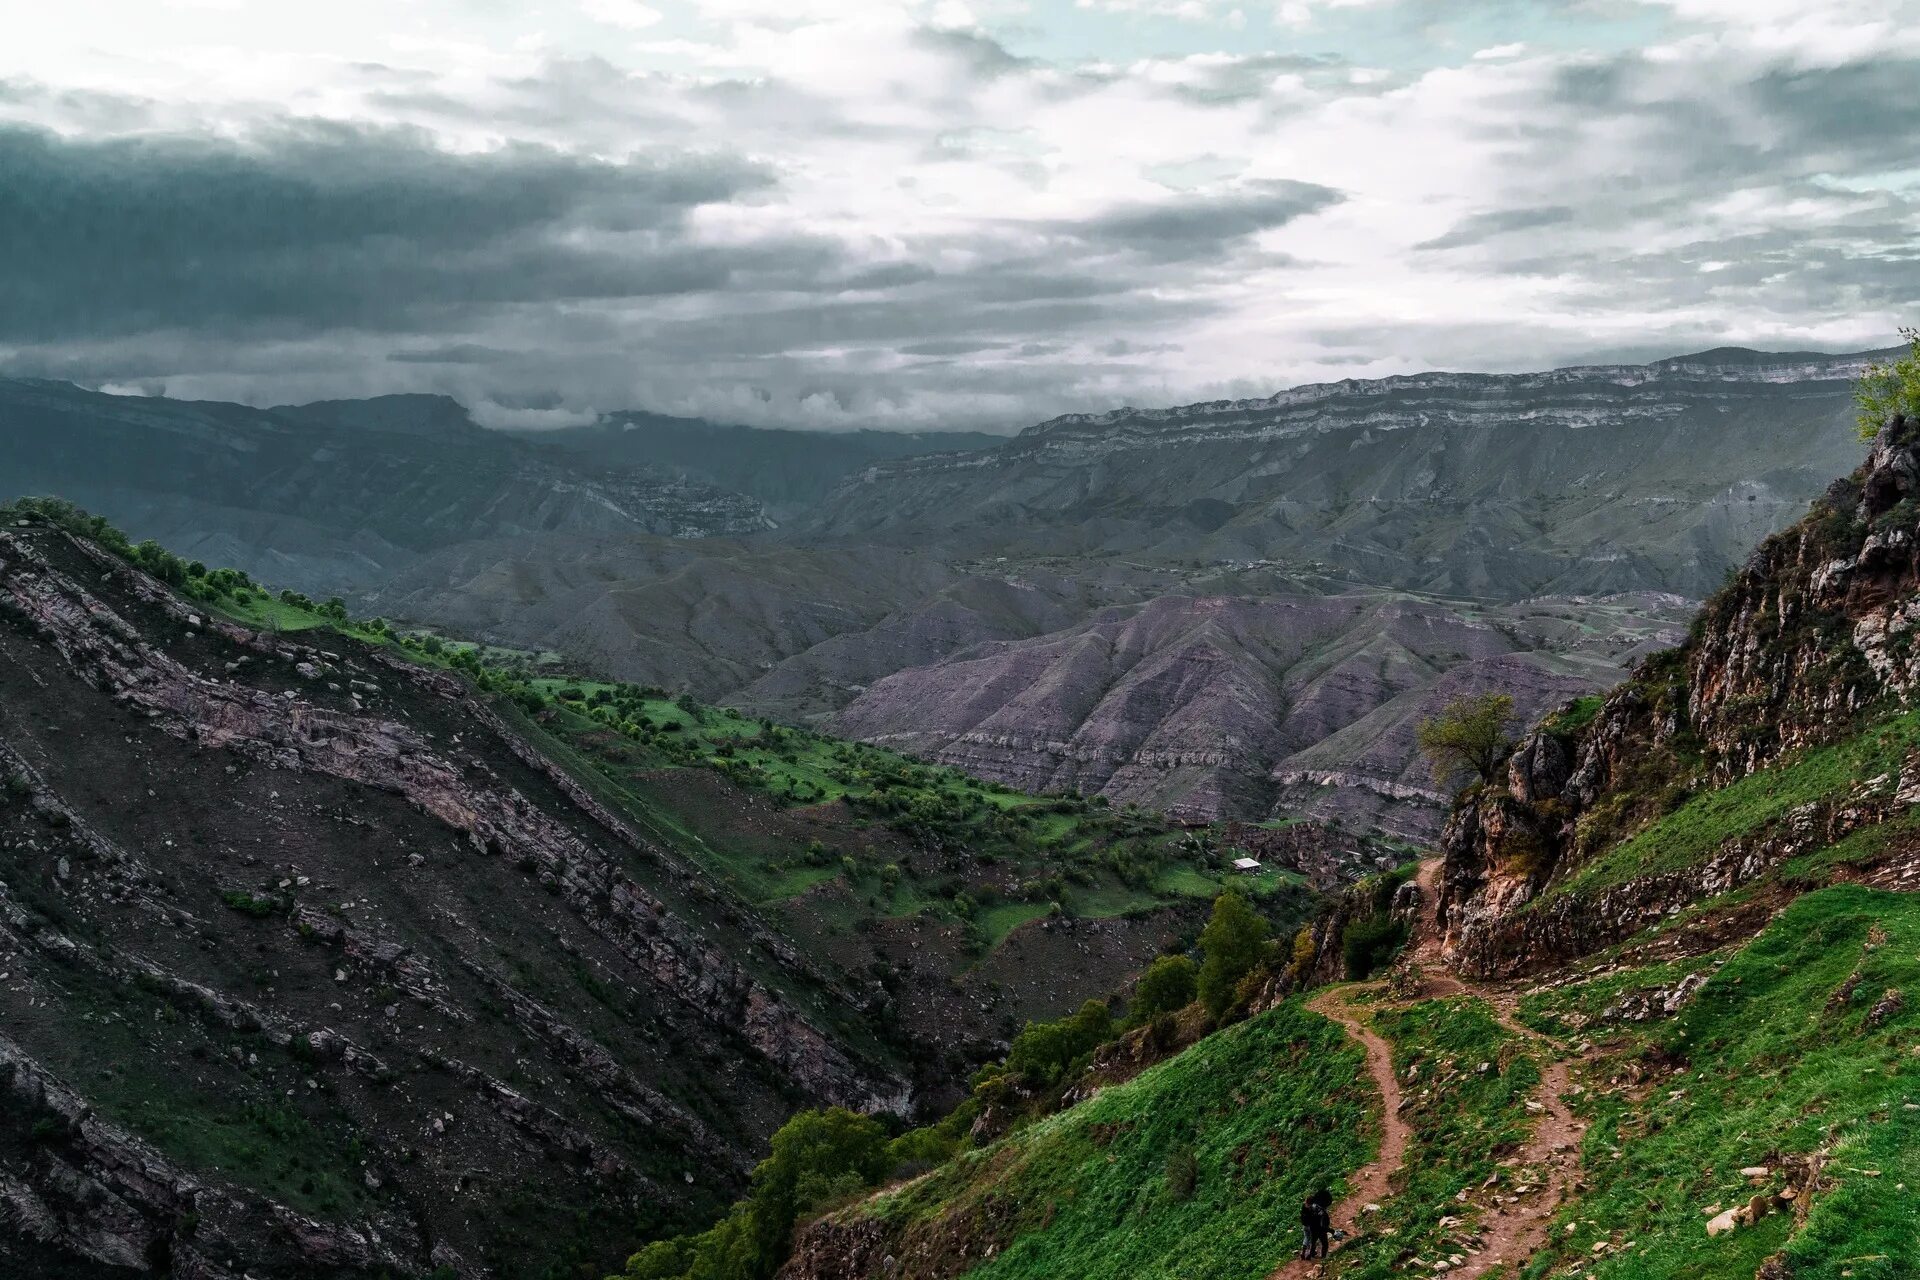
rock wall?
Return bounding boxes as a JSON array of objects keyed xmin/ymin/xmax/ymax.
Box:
[{"xmin": 1438, "ymin": 418, "xmax": 1920, "ymax": 976}]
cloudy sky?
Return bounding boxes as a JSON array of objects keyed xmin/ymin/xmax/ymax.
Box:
[{"xmin": 4, "ymin": 1, "xmax": 1919, "ymax": 431}]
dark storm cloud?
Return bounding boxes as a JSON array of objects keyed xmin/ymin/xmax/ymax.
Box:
[
  {"xmin": 1749, "ymin": 58, "xmax": 1920, "ymax": 156},
  {"xmin": 0, "ymin": 121, "xmax": 775, "ymax": 341},
  {"xmin": 1416, "ymin": 205, "xmax": 1574, "ymax": 250},
  {"xmin": 1074, "ymin": 179, "xmax": 1343, "ymax": 261},
  {"xmin": 386, "ymin": 343, "xmax": 518, "ymax": 364}
]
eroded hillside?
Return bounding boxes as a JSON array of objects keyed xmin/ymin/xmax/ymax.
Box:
[{"xmin": 0, "ymin": 519, "xmax": 930, "ymax": 1277}]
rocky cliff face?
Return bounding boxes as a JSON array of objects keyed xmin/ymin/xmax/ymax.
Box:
[
  {"xmin": 811, "ymin": 348, "xmax": 1881, "ymax": 600},
  {"xmin": 1437, "ymin": 416, "xmax": 1920, "ymax": 976},
  {"xmin": 0, "ymin": 523, "xmax": 907, "ymax": 1278}
]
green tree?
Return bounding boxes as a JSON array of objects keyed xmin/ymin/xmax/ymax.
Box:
[
  {"xmin": 622, "ymin": 1107, "xmax": 890, "ymax": 1280},
  {"xmin": 752, "ymin": 1107, "xmax": 890, "ymax": 1237},
  {"xmin": 1415, "ymin": 692, "xmax": 1515, "ymax": 788},
  {"xmin": 1197, "ymin": 893, "xmax": 1268, "ymax": 1017},
  {"xmin": 1857, "ymin": 327, "xmax": 1920, "ymax": 439},
  {"xmin": 1005, "ymin": 999, "xmax": 1114, "ymax": 1084},
  {"xmin": 1130, "ymin": 954, "xmax": 1198, "ymax": 1022}
]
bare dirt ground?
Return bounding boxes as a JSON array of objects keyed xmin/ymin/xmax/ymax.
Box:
[{"xmin": 1270, "ymin": 859, "xmax": 1587, "ymax": 1278}]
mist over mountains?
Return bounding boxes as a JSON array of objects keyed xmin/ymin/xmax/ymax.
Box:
[{"xmin": 0, "ymin": 345, "xmax": 1881, "ymax": 834}]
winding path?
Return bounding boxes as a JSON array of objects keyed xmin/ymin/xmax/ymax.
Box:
[{"xmin": 1268, "ymin": 860, "xmax": 1586, "ymax": 1278}]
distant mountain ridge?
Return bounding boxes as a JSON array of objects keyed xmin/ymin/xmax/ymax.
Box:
[
  {"xmin": 521, "ymin": 412, "xmax": 1002, "ymax": 519},
  {"xmin": 1, "ymin": 345, "xmax": 1891, "ymax": 836},
  {"xmin": 1010, "ymin": 345, "xmax": 1896, "ymax": 438},
  {"xmin": 811, "ymin": 345, "xmax": 1881, "ymax": 601}
]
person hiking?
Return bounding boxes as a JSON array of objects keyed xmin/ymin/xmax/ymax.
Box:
[
  {"xmin": 1298, "ymin": 1194, "xmax": 1319, "ymax": 1260},
  {"xmin": 1305, "ymin": 1187, "xmax": 1333, "ymax": 1259}
]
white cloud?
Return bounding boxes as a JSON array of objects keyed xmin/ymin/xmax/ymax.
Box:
[
  {"xmin": 581, "ymin": 0, "xmax": 664, "ymax": 30},
  {"xmin": 2, "ymin": 1, "xmax": 1918, "ymax": 430}
]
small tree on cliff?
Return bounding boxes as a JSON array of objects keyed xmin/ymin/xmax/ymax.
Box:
[
  {"xmin": 1857, "ymin": 327, "xmax": 1920, "ymax": 440},
  {"xmin": 1416, "ymin": 692, "xmax": 1515, "ymax": 789}
]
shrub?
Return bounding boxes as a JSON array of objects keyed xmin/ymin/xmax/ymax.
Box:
[
  {"xmin": 1341, "ymin": 914, "xmax": 1408, "ymax": 979},
  {"xmin": 1130, "ymin": 954, "xmax": 1198, "ymax": 1022},
  {"xmin": 1005, "ymin": 999, "xmax": 1114, "ymax": 1085},
  {"xmin": 1164, "ymin": 1143, "xmax": 1199, "ymax": 1202},
  {"xmin": 1856, "ymin": 327, "xmax": 1920, "ymax": 439}
]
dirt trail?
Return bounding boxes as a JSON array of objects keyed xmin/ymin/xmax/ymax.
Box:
[{"xmin": 1268, "ymin": 859, "xmax": 1586, "ymax": 1279}]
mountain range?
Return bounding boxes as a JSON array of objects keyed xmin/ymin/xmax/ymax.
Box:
[
  {"xmin": 11, "ymin": 345, "xmax": 1920, "ymax": 1279},
  {"xmin": 0, "ymin": 347, "xmax": 1887, "ymax": 833}
]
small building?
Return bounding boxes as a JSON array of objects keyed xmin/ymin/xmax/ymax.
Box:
[{"xmin": 1231, "ymin": 856, "xmax": 1263, "ymax": 872}]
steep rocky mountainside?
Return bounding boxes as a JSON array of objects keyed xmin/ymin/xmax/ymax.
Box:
[
  {"xmin": 365, "ymin": 536, "xmax": 1112, "ymax": 708},
  {"xmin": 0, "ymin": 510, "xmax": 1373, "ymax": 1278},
  {"xmin": 0, "ymin": 380, "xmax": 773, "ymax": 595},
  {"xmin": 832, "ymin": 591, "xmax": 1688, "ymax": 837},
  {"xmin": 1439, "ymin": 414, "xmax": 1920, "ymax": 977},
  {"xmin": 0, "ymin": 522, "xmax": 912, "ymax": 1278},
  {"xmin": 517, "ymin": 414, "xmax": 1000, "ymax": 521},
  {"xmin": 812, "ymin": 348, "xmax": 1884, "ymax": 599}
]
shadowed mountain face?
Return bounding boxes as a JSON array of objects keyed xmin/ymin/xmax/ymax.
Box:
[
  {"xmin": 830, "ymin": 591, "xmax": 1691, "ymax": 838},
  {"xmin": 515, "ymin": 414, "xmax": 1002, "ymax": 521},
  {"xmin": 0, "ymin": 522, "xmax": 921, "ymax": 1278},
  {"xmin": 0, "ymin": 380, "xmax": 776, "ymax": 595},
  {"xmin": 810, "ymin": 348, "xmax": 1885, "ymax": 599}
]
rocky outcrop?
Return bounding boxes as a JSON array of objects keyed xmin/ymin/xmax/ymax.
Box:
[
  {"xmin": 0, "ymin": 1036, "xmax": 422, "ymax": 1279},
  {"xmin": 1437, "ymin": 417, "xmax": 1920, "ymax": 976}
]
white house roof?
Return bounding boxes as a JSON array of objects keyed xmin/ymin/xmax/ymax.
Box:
[{"xmin": 1231, "ymin": 857, "xmax": 1262, "ymax": 871}]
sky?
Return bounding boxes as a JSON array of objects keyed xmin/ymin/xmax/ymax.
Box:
[{"xmin": 3, "ymin": 0, "xmax": 1920, "ymax": 432}]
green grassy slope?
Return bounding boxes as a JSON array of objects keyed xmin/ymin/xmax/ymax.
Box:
[
  {"xmin": 1542, "ymin": 709, "xmax": 1920, "ymax": 904},
  {"xmin": 855, "ymin": 1001, "xmax": 1372, "ymax": 1280},
  {"xmin": 1518, "ymin": 886, "xmax": 1920, "ymax": 1279}
]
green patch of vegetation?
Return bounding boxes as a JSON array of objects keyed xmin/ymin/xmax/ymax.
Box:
[
  {"xmin": 617, "ymin": 1107, "xmax": 894, "ymax": 1280},
  {"xmin": 523, "ymin": 689, "xmax": 1320, "ymax": 956},
  {"xmin": 1547, "ymin": 694, "xmax": 1606, "ymax": 735},
  {"xmin": 1543, "ymin": 708, "xmax": 1920, "ymax": 903},
  {"xmin": 976, "ymin": 899, "xmax": 1054, "ymax": 945},
  {"xmin": 1521, "ymin": 887, "xmax": 1920, "ymax": 1279},
  {"xmin": 1856, "ymin": 327, "xmax": 1920, "ymax": 439},
  {"xmin": 1334, "ymin": 998, "xmax": 1537, "ymax": 1278},
  {"xmin": 218, "ymin": 888, "xmax": 287, "ymax": 919},
  {"xmin": 870, "ymin": 1000, "xmax": 1371, "ymax": 1280},
  {"xmin": 16, "ymin": 965, "xmax": 375, "ymax": 1222}
]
